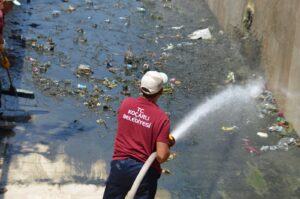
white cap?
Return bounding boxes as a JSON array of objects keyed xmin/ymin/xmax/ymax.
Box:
[
  {"xmin": 141, "ymin": 71, "xmax": 168, "ymax": 95},
  {"xmin": 5, "ymin": 0, "xmax": 21, "ymax": 6}
]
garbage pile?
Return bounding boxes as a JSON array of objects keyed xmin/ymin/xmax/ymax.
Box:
[
  {"xmin": 255, "ymin": 89, "xmax": 300, "ymax": 152},
  {"xmin": 260, "ymin": 137, "xmax": 296, "ymax": 152},
  {"xmin": 238, "ymin": 89, "xmax": 299, "ymax": 155},
  {"xmin": 256, "ymin": 90, "xmax": 277, "ymax": 117},
  {"xmin": 23, "ymin": 43, "xmax": 181, "ymax": 118}
]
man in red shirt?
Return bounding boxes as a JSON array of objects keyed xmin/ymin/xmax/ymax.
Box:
[
  {"xmin": 103, "ymin": 71, "xmax": 175, "ymax": 199},
  {"xmin": 0, "ymin": 0, "xmax": 21, "ymax": 52}
]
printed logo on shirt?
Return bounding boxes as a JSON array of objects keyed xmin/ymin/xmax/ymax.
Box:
[{"xmin": 122, "ymin": 107, "xmax": 152, "ymax": 128}]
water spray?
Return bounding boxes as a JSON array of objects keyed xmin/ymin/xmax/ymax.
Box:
[
  {"xmin": 125, "ymin": 80, "xmax": 264, "ymax": 199},
  {"xmin": 172, "ymin": 79, "xmax": 264, "ymax": 140}
]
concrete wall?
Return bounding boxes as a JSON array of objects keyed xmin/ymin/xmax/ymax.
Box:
[{"xmin": 205, "ymin": 0, "xmax": 300, "ymax": 134}]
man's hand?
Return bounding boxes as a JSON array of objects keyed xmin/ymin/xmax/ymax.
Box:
[
  {"xmin": 1, "ymin": 55, "xmax": 10, "ymax": 69},
  {"xmin": 0, "ymin": 39, "xmax": 10, "ymax": 69},
  {"xmin": 0, "ymin": 36, "xmax": 4, "ymax": 53}
]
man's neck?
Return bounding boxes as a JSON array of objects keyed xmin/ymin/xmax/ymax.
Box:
[{"xmin": 142, "ymin": 95, "xmax": 158, "ymax": 104}]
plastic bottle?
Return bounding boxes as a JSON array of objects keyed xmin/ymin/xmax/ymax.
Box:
[{"xmin": 77, "ymin": 84, "xmax": 87, "ymax": 89}]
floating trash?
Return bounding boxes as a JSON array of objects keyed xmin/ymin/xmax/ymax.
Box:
[
  {"xmin": 67, "ymin": 5, "xmax": 76, "ymax": 12},
  {"xmin": 277, "ymin": 112, "xmax": 284, "ymax": 117},
  {"xmin": 161, "ymin": 168, "xmax": 171, "ymax": 175},
  {"xmin": 176, "ymin": 42, "xmax": 193, "ymax": 47},
  {"xmin": 76, "ymin": 64, "xmax": 93, "ymax": 76},
  {"xmin": 76, "ymin": 28, "xmax": 85, "ymax": 34},
  {"xmin": 255, "ymin": 89, "xmax": 280, "ymax": 117},
  {"xmin": 127, "ymin": 64, "xmax": 133, "ymax": 69},
  {"xmin": 268, "ymin": 124, "xmax": 286, "ymax": 135},
  {"xmin": 260, "ymin": 137, "xmax": 296, "ymax": 152},
  {"xmin": 171, "ymin": 25, "xmax": 184, "ymax": 30},
  {"xmin": 170, "ymin": 77, "xmax": 182, "ymax": 86},
  {"xmin": 124, "ymin": 47, "xmax": 134, "ymax": 64},
  {"xmin": 46, "ymin": 38, "xmax": 55, "ymax": 51},
  {"xmin": 29, "ymin": 59, "xmax": 51, "ymax": 74},
  {"xmin": 257, "ymin": 132, "xmax": 268, "ymax": 138},
  {"xmin": 163, "ymin": 3, "xmax": 172, "ymax": 9},
  {"xmin": 136, "ymin": 7, "xmax": 146, "ymax": 12},
  {"xmin": 143, "ymin": 63, "xmax": 149, "ymax": 70},
  {"xmin": 106, "ymin": 62, "xmax": 113, "ymax": 69},
  {"xmin": 260, "ymin": 145, "xmax": 277, "ymax": 151},
  {"xmin": 167, "ymin": 152, "xmax": 176, "ymax": 161},
  {"xmin": 108, "ymin": 67, "xmax": 119, "ymax": 73},
  {"xmin": 74, "ymin": 35, "xmax": 88, "ymax": 44},
  {"xmin": 102, "ymin": 78, "xmax": 118, "ymax": 89},
  {"xmin": 32, "ymin": 67, "xmax": 40, "ymax": 74},
  {"xmin": 77, "ymin": 84, "xmax": 87, "ymax": 89},
  {"xmin": 222, "ymin": 126, "xmax": 238, "ymax": 132},
  {"xmin": 256, "ymin": 90, "xmax": 275, "ymax": 104},
  {"xmin": 163, "ymin": 85, "xmax": 174, "ymax": 94},
  {"xmin": 23, "ymin": 37, "xmax": 56, "ymax": 52},
  {"xmin": 150, "ymin": 13, "xmax": 163, "ymax": 20},
  {"xmin": 278, "ymin": 137, "xmax": 296, "ymax": 147},
  {"xmin": 162, "ymin": 43, "xmax": 174, "ymax": 51},
  {"xmin": 52, "ymin": 10, "xmax": 61, "ymax": 17},
  {"xmin": 243, "ymin": 139, "xmax": 260, "ymax": 155},
  {"xmin": 261, "ymin": 103, "xmax": 277, "ymax": 112},
  {"xmin": 84, "ymin": 93, "xmax": 101, "ymax": 109},
  {"xmin": 225, "ymin": 71, "xmax": 235, "ymax": 84},
  {"xmin": 96, "ymin": 119, "xmax": 108, "ymax": 128},
  {"xmin": 63, "ymin": 79, "xmax": 72, "ymax": 85},
  {"xmin": 188, "ymin": 28, "xmax": 212, "ymax": 40}
]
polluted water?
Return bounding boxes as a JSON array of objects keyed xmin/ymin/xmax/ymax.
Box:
[{"xmin": 172, "ymin": 79, "xmax": 264, "ymax": 140}]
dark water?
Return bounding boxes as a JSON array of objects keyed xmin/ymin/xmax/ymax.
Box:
[{"xmin": 1, "ymin": 0, "xmax": 300, "ymax": 198}]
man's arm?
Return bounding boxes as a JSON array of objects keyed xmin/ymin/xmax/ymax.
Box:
[
  {"xmin": 0, "ymin": 9, "xmax": 4, "ymax": 49},
  {"xmin": 156, "ymin": 142, "xmax": 170, "ymax": 163}
]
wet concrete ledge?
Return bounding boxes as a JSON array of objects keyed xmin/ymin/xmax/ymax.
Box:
[{"xmin": 204, "ymin": 0, "xmax": 300, "ymax": 135}]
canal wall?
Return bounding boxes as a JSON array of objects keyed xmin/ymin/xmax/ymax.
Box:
[{"xmin": 205, "ymin": 0, "xmax": 300, "ymax": 134}]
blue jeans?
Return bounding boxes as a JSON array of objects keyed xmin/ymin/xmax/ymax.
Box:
[{"xmin": 103, "ymin": 158, "xmax": 160, "ymax": 199}]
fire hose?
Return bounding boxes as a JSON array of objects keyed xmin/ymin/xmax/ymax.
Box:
[
  {"xmin": 125, "ymin": 152, "xmax": 157, "ymax": 199},
  {"xmin": 125, "ymin": 135, "xmax": 175, "ymax": 199}
]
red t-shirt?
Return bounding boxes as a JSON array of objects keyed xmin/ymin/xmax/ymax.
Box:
[
  {"xmin": 0, "ymin": 10, "xmax": 4, "ymax": 35},
  {"xmin": 113, "ymin": 96, "xmax": 170, "ymax": 173}
]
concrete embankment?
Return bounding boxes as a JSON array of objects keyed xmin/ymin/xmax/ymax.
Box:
[{"xmin": 205, "ymin": 0, "xmax": 300, "ymax": 135}]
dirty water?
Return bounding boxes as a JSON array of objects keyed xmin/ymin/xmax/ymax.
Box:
[{"xmin": 0, "ymin": 0, "xmax": 300, "ymax": 198}]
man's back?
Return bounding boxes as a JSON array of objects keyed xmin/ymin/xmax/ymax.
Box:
[{"xmin": 113, "ymin": 96, "xmax": 170, "ymax": 172}]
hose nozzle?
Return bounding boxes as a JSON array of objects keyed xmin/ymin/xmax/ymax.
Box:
[{"xmin": 168, "ymin": 135, "xmax": 175, "ymax": 147}]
